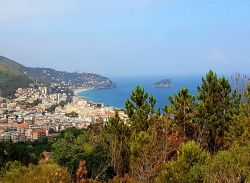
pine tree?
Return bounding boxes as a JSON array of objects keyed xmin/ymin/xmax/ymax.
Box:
[
  {"xmin": 168, "ymin": 88, "xmax": 196, "ymax": 138},
  {"xmin": 125, "ymin": 86, "xmax": 157, "ymax": 132},
  {"xmin": 196, "ymin": 71, "xmax": 232, "ymax": 152},
  {"xmin": 101, "ymin": 112, "xmax": 131, "ymax": 176}
]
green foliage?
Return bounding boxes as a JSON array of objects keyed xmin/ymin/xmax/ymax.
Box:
[
  {"xmin": 65, "ymin": 111, "xmax": 79, "ymax": 118},
  {"xmin": 157, "ymin": 141, "xmax": 209, "ymax": 183},
  {"xmin": 0, "ymin": 139, "xmax": 52, "ymax": 170},
  {"xmin": 52, "ymin": 128, "xmax": 108, "ymax": 179},
  {"xmin": 0, "ymin": 56, "xmax": 32, "ymax": 97},
  {"xmin": 101, "ymin": 112, "xmax": 131, "ymax": 177},
  {"xmin": 0, "ymin": 70, "xmax": 31, "ymax": 97},
  {"xmin": 204, "ymin": 144, "xmax": 250, "ymax": 183},
  {"xmin": 129, "ymin": 115, "xmax": 184, "ymax": 183},
  {"xmin": 168, "ymin": 88, "xmax": 196, "ymax": 138},
  {"xmin": 47, "ymin": 104, "xmax": 57, "ymax": 113},
  {"xmin": 224, "ymin": 113, "xmax": 250, "ymax": 148},
  {"xmin": 46, "ymin": 96, "xmax": 71, "ymax": 113},
  {"xmin": 196, "ymin": 70, "xmax": 232, "ymax": 152},
  {"xmin": 59, "ymin": 100, "xmax": 67, "ymax": 107},
  {"xmin": 125, "ymin": 86, "xmax": 158, "ymax": 132},
  {"xmin": 224, "ymin": 82, "xmax": 250, "ymax": 148},
  {"xmin": 244, "ymin": 81, "xmax": 250, "ymax": 103},
  {"xmin": 0, "ymin": 161, "xmax": 23, "ymax": 181},
  {"xmin": 1, "ymin": 71, "xmax": 250, "ymax": 182},
  {"xmin": 25, "ymin": 98, "xmax": 42, "ymax": 108},
  {"xmin": 0, "ymin": 161, "xmax": 70, "ymax": 183}
]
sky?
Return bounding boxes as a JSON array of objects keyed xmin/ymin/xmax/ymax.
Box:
[{"xmin": 0, "ymin": 0, "xmax": 250, "ymax": 77}]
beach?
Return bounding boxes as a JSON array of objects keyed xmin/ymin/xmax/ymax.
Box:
[{"xmin": 73, "ymin": 87, "xmax": 95, "ymax": 95}]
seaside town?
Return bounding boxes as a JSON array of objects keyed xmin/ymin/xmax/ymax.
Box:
[{"xmin": 0, "ymin": 85, "xmax": 127, "ymax": 142}]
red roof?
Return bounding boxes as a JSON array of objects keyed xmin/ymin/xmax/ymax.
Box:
[
  {"xmin": 31, "ymin": 129, "xmax": 46, "ymax": 134},
  {"xmin": 15, "ymin": 123, "xmax": 28, "ymax": 129}
]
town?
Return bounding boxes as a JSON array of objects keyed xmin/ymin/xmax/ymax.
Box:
[{"xmin": 0, "ymin": 85, "xmax": 127, "ymax": 142}]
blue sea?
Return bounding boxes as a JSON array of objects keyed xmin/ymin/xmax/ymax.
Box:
[{"xmin": 78, "ymin": 75, "xmax": 203, "ymax": 110}]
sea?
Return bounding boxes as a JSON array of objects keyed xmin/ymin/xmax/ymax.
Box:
[{"xmin": 78, "ymin": 75, "xmax": 203, "ymax": 110}]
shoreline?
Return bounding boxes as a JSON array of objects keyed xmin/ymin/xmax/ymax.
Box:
[
  {"xmin": 73, "ymin": 87, "xmax": 95, "ymax": 95},
  {"xmin": 73, "ymin": 87, "xmax": 123, "ymax": 110},
  {"xmin": 73, "ymin": 87, "xmax": 109, "ymax": 107}
]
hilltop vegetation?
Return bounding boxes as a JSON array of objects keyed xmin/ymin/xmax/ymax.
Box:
[
  {"xmin": 0, "ymin": 55, "xmax": 115, "ymax": 97},
  {"xmin": 0, "ymin": 56, "xmax": 32, "ymax": 97},
  {"xmin": 0, "ymin": 71, "xmax": 249, "ymax": 182}
]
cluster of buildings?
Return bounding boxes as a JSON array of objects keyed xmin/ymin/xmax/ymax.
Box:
[{"xmin": 0, "ymin": 86, "xmax": 127, "ymax": 142}]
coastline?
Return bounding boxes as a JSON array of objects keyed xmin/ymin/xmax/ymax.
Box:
[
  {"xmin": 73, "ymin": 87, "xmax": 107, "ymax": 106},
  {"xmin": 73, "ymin": 87, "xmax": 123, "ymax": 109},
  {"xmin": 73, "ymin": 87, "xmax": 95, "ymax": 95}
]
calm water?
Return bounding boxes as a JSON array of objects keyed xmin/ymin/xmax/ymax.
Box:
[{"xmin": 79, "ymin": 76, "xmax": 203, "ymax": 109}]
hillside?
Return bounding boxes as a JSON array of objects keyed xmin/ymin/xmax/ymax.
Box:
[
  {"xmin": 26, "ymin": 67, "xmax": 115, "ymax": 88},
  {"xmin": 0, "ymin": 56, "xmax": 115, "ymax": 97},
  {"xmin": 0, "ymin": 56, "xmax": 32, "ymax": 97}
]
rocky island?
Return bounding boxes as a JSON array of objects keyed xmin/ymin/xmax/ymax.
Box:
[{"xmin": 152, "ymin": 79, "xmax": 172, "ymax": 88}]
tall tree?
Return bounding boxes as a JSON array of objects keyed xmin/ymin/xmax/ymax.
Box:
[
  {"xmin": 101, "ymin": 112, "xmax": 131, "ymax": 177},
  {"xmin": 129, "ymin": 116, "xmax": 184, "ymax": 182},
  {"xmin": 168, "ymin": 88, "xmax": 196, "ymax": 138},
  {"xmin": 125, "ymin": 86, "xmax": 158, "ymax": 132},
  {"xmin": 225, "ymin": 81, "xmax": 250, "ymax": 148},
  {"xmin": 196, "ymin": 71, "xmax": 232, "ymax": 152}
]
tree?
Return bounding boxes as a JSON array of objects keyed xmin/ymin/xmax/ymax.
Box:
[
  {"xmin": 168, "ymin": 88, "xmax": 196, "ymax": 138},
  {"xmin": 65, "ymin": 111, "xmax": 79, "ymax": 118},
  {"xmin": 224, "ymin": 81, "xmax": 250, "ymax": 148},
  {"xmin": 243, "ymin": 81, "xmax": 250, "ymax": 108},
  {"xmin": 157, "ymin": 141, "xmax": 209, "ymax": 183},
  {"xmin": 52, "ymin": 128, "xmax": 108, "ymax": 179},
  {"xmin": 129, "ymin": 116, "xmax": 184, "ymax": 182},
  {"xmin": 125, "ymin": 86, "xmax": 158, "ymax": 132},
  {"xmin": 124, "ymin": 86, "xmax": 185, "ymax": 182},
  {"xmin": 196, "ymin": 71, "xmax": 232, "ymax": 152},
  {"xmin": 101, "ymin": 112, "xmax": 131, "ymax": 177},
  {"xmin": 230, "ymin": 72, "xmax": 248, "ymax": 99},
  {"xmin": 0, "ymin": 140, "xmax": 52, "ymax": 170}
]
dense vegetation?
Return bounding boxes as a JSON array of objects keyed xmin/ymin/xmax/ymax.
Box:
[
  {"xmin": 0, "ymin": 56, "xmax": 31, "ymax": 97},
  {"xmin": 0, "ymin": 139, "xmax": 52, "ymax": 168},
  {"xmin": 0, "ymin": 71, "xmax": 249, "ymax": 182}
]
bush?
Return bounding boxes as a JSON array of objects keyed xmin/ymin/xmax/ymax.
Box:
[
  {"xmin": 157, "ymin": 141, "xmax": 209, "ymax": 183},
  {"xmin": 0, "ymin": 160, "xmax": 70, "ymax": 183},
  {"xmin": 204, "ymin": 144, "xmax": 250, "ymax": 183}
]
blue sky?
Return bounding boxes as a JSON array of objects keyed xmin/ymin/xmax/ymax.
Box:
[{"xmin": 0, "ymin": 0, "xmax": 250, "ymax": 77}]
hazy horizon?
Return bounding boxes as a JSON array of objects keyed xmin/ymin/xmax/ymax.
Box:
[{"xmin": 0, "ymin": 0, "xmax": 250, "ymax": 77}]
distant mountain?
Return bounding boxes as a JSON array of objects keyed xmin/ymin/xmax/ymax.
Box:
[
  {"xmin": 152, "ymin": 79, "xmax": 172, "ymax": 88},
  {"xmin": 26, "ymin": 67, "xmax": 115, "ymax": 89},
  {"xmin": 0, "ymin": 56, "xmax": 115, "ymax": 97}
]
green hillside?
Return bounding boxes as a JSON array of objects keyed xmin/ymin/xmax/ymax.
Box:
[
  {"xmin": 0, "ymin": 56, "xmax": 32, "ymax": 97},
  {"xmin": 0, "ymin": 55, "xmax": 115, "ymax": 98}
]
